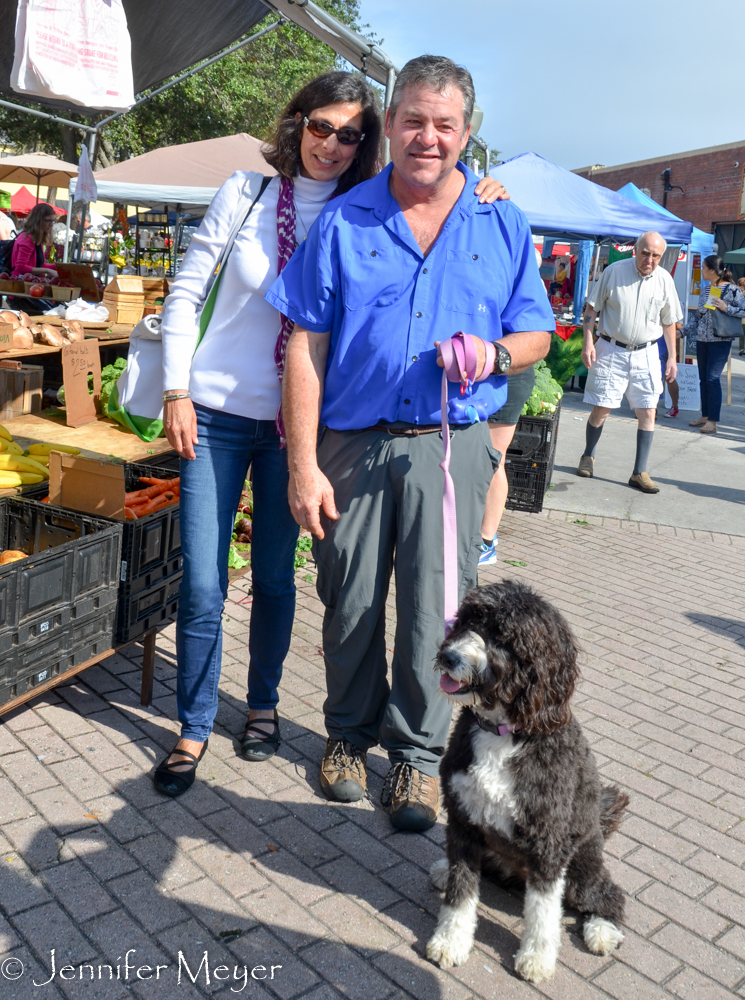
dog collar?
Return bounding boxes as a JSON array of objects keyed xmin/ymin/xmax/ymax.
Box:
[{"xmin": 475, "ymin": 716, "xmax": 520, "ymax": 737}]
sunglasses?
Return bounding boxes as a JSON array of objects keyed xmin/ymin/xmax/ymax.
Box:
[{"xmin": 303, "ymin": 116, "xmax": 365, "ymax": 146}]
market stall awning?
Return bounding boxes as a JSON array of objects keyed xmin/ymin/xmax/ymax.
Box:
[
  {"xmin": 0, "ymin": 151, "xmax": 78, "ymax": 190},
  {"xmin": 10, "ymin": 185, "xmax": 65, "ymax": 215},
  {"xmin": 723, "ymin": 247, "xmax": 745, "ymax": 264},
  {"xmin": 491, "ymin": 153, "xmax": 693, "ymax": 244},
  {"xmin": 93, "ymin": 133, "xmax": 275, "ymax": 188},
  {"xmin": 616, "ymin": 182, "xmax": 713, "ymax": 256},
  {"xmin": 73, "ymin": 178, "xmax": 219, "ymax": 210},
  {"xmin": 0, "ymin": 0, "xmax": 269, "ymax": 114}
]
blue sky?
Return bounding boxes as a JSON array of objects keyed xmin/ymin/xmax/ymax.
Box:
[{"xmin": 358, "ymin": 0, "xmax": 745, "ymax": 170}]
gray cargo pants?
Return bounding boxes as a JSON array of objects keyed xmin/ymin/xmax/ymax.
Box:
[{"xmin": 313, "ymin": 422, "xmax": 501, "ymax": 777}]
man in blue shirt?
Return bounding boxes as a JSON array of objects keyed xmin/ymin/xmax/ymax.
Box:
[{"xmin": 267, "ymin": 55, "xmax": 554, "ymax": 831}]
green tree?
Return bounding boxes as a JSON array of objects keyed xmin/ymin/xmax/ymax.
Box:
[{"xmin": 0, "ymin": 0, "xmax": 367, "ymax": 167}]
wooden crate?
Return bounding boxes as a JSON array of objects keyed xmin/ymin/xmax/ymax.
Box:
[{"xmin": 0, "ymin": 361, "xmax": 43, "ymax": 420}]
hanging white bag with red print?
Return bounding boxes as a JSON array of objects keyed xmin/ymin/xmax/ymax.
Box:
[{"xmin": 11, "ymin": 0, "xmax": 135, "ymax": 111}]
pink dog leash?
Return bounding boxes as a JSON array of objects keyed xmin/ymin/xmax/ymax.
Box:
[{"xmin": 438, "ymin": 333, "xmax": 496, "ymax": 631}]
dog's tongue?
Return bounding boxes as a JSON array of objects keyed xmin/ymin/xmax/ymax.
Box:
[{"xmin": 440, "ymin": 674, "xmax": 464, "ymax": 693}]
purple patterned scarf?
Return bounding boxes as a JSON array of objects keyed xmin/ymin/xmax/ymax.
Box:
[{"xmin": 274, "ymin": 176, "xmax": 298, "ymax": 444}]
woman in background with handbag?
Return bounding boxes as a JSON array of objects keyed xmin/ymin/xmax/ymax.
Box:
[
  {"xmin": 682, "ymin": 255, "xmax": 745, "ymax": 435},
  {"xmin": 153, "ymin": 70, "xmax": 510, "ymax": 797}
]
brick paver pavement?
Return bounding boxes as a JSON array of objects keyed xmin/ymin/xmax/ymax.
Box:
[{"xmin": 1, "ymin": 509, "xmax": 745, "ymax": 999}]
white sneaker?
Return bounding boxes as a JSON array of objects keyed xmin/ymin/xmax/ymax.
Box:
[{"xmin": 478, "ymin": 537, "xmax": 498, "ymax": 566}]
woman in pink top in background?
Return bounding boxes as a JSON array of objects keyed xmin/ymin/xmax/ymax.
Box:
[{"xmin": 10, "ymin": 204, "xmax": 58, "ymax": 279}]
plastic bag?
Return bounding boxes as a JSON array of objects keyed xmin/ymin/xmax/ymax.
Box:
[{"xmin": 11, "ymin": 0, "xmax": 135, "ymax": 111}]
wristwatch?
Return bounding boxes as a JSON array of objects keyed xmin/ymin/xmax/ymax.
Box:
[{"xmin": 491, "ymin": 341, "xmax": 512, "ymax": 374}]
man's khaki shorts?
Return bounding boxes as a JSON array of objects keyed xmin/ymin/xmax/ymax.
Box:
[{"xmin": 583, "ymin": 337, "xmax": 663, "ymax": 409}]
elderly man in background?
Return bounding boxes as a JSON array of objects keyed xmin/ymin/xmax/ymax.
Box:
[
  {"xmin": 577, "ymin": 231, "xmax": 681, "ymax": 494},
  {"xmin": 267, "ymin": 55, "xmax": 553, "ymax": 832}
]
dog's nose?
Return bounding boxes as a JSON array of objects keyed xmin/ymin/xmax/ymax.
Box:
[{"xmin": 441, "ymin": 649, "xmax": 460, "ymax": 669}]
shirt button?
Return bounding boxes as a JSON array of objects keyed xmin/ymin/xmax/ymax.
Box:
[
  {"xmin": 423, "ymin": 268, "xmax": 428, "ymax": 274},
  {"xmin": 404, "ymin": 399, "xmax": 411, "ymax": 404},
  {"xmin": 472, "ymin": 254, "xmax": 479, "ymax": 260},
  {"xmin": 416, "ymin": 311, "xmax": 422, "ymax": 318},
  {"xmin": 412, "ymin": 355, "xmax": 418, "ymax": 362},
  {"xmin": 370, "ymin": 250, "xmax": 377, "ymax": 257}
]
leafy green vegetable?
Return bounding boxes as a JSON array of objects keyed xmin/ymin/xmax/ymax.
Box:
[
  {"xmin": 503, "ymin": 559, "xmax": 527, "ymax": 567},
  {"xmin": 228, "ymin": 546, "xmax": 249, "ymax": 569},
  {"xmin": 545, "ymin": 329, "xmax": 584, "ymax": 388},
  {"xmin": 100, "ymin": 357, "xmax": 128, "ymax": 412},
  {"xmin": 295, "ymin": 535, "xmax": 312, "ymax": 570}
]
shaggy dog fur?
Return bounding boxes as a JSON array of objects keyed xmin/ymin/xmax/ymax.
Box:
[{"xmin": 426, "ymin": 580, "xmax": 628, "ymax": 984}]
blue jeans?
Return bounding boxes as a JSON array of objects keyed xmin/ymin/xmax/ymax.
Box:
[
  {"xmin": 176, "ymin": 404, "xmax": 299, "ymax": 741},
  {"xmin": 697, "ymin": 339, "xmax": 731, "ymax": 423}
]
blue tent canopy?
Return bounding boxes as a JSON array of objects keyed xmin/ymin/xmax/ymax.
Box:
[
  {"xmin": 616, "ymin": 182, "xmax": 713, "ymax": 256},
  {"xmin": 490, "ymin": 153, "xmax": 693, "ymax": 245}
]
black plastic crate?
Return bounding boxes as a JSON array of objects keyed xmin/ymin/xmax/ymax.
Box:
[
  {"xmin": 0, "ymin": 602, "xmax": 117, "ymax": 708},
  {"xmin": 0, "ymin": 497, "xmax": 122, "ymax": 631},
  {"xmin": 120, "ymin": 462, "xmax": 182, "ymax": 596},
  {"xmin": 0, "ymin": 586, "xmax": 117, "ymax": 656},
  {"xmin": 146, "ymin": 450, "xmax": 181, "ymax": 475},
  {"xmin": 116, "ymin": 568, "xmax": 182, "ymax": 645},
  {"xmin": 507, "ymin": 400, "xmax": 561, "ymax": 462},
  {"xmin": 504, "ymin": 448, "xmax": 558, "ymax": 514}
]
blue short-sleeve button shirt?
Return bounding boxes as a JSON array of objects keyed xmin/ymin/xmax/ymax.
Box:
[{"xmin": 265, "ymin": 162, "xmax": 555, "ymax": 431}]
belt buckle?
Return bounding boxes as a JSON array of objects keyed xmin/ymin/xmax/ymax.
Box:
[{"xmin": 386, "ymin": 427, "xmax": 417, "ymax": 437}]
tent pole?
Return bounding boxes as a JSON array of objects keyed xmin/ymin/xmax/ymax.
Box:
[
  {"xmin": 0, "ymin": 98, "xmax": 97, "ymax": 134},
  {"xmin": 94, "ymin": 19, "xmax": 285, "ymax": 133},
  {"xmin": 63, "ymin": 191, "xmax": 72, "ymax": 263},
  {"xmin": 383, "ymin": 66, "xmax": 395, "ymax": 165}
]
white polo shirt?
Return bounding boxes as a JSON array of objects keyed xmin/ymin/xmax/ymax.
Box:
[{"xmin": 586, "ymin": 257, "xmax": 682, "ymax": 347}]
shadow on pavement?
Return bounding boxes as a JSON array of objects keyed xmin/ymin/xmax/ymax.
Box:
[
  {"xmin": 684, "ymin": 613, "xmax": 745, "ymax": 650},
  {"xmin": 0, "ymin": 661, "xmax": 535, "ymax": 999}
]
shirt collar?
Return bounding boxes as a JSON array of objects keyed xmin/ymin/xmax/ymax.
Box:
[{"xmin": 346, "ymin": 161, "xmax": 487, "ymax": 257}]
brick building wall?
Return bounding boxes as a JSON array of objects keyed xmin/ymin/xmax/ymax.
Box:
[{"xmin": 574, "ymin": 140, "xmax": 745, "ymax": 233}]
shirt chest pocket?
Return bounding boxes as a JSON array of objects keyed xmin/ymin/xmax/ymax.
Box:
[
  {"xmin": 646, "ymin": 294, "xmax": 664, "ymax": 323},
  {"xmin": 343, "ymin": 247, "xmax": 405, "ymax": 311},
  {"xmin": 442, "ymin": 250, "xmax": 496, "ymax": 315}
]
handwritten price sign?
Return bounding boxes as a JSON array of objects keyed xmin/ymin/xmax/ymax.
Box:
[{"xmin": 61, "ymin": 338, "xmax": 101, "ymax": 427}]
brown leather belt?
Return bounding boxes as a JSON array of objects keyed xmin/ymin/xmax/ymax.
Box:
[
  {"xmin": 599, "ymin": 333, "xmax": 655, "ymax": 352},
  {"xmin": 374, "ymin": 424, "xmax": 441, "ymax": 436}
]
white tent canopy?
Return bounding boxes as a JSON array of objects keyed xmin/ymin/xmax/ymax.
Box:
[{"xmin": 72, "ymin": 178, "xmax": 218, "ymax": 209}]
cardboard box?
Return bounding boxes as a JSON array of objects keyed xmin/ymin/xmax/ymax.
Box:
[
  {"xmin": 0, "ymin": 362, "xmax": 43, "ymax": 420},
  {"xmin": 48, "ymin": 454, "xmax": 127, "ymax": 521},
  {"xmin": 55, "ymin": 264, "xmax": 101, "ymax": 302},
  {"xmin": 105, "ymin": 276, "xmax": 144, "ymax": 296}
]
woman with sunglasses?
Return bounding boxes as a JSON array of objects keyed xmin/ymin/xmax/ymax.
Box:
[{"xmin": 155, "ymin": 71, "xmax": 507, "ymax": 797}]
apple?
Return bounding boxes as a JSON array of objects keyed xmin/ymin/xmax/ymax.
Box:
[{"xmin": 29, "ymin": 284, "xmax": 45, "ymax": 297}]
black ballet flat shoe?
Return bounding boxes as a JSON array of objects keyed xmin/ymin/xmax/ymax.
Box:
[
  {"xmin": 153, "ymin": 740, "xmax": 208, "ymax": 797},
  {"xmin": 240, "ymin": 709, "xmax": 281, "ymax": 762}
]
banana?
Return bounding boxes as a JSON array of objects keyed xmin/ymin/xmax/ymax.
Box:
[
  {"xmin": 27, "ymin": 443, "xmax": 81, "ymax": 456},
  {"xmin": 28, "ymin": 455, "xmax": 49, "ymax": 466},
  {"xmin": 0, "ymin": 472, "xmax": 44, "ymax": 486},
  {"xmin": 4, "ymin": 441, "xmax": 22, "ymax": 455},
  {"xmin": 0, "ymin": 455, "xmax": 49, "ymax": 478},
  {"xmin": 0, "ymin": 424, "xmax": 12, "ymax": 442}
]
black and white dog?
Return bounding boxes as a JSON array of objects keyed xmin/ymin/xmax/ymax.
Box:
[{"xmin": 426, "ymin": 580, "xmax": 628, "ymax": 984}]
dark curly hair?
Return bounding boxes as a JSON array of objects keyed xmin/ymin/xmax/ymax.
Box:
[{"xmin": 262, "ymin": 71, "xmax": 383, "ymax": 194}]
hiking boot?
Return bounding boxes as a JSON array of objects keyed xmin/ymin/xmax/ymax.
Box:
[
  {"xmin": 320, "ymin": 739, "xmax": 367, "ymax": 802},
  {"xmin": 577, "ymin": 454, "xmax": 594, "ymax": 478},
  {"xmin": 628, "ymin": 472, "xmax": 660, "ymax": 494},
  {"xmin": 381, "ymin": 762, "xmax": 439, "ymax": 832}
]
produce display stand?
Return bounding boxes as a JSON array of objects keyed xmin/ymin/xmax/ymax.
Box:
[{"xmin": 0, "ymin": 412, "xmax": 172, "ymax": 468}]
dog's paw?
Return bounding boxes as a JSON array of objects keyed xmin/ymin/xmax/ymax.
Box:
[
  {"xmin": 514, "ymin": 946, "xmax": 556, "ymax": 983},
  {"xmin": 426, "ymin": 932, "xmax": 472, "ymax": 968},
  {"xmin": 429, "ymin": 857, "xmax": 449, "ymax": 891},
  {"xmin": 584, "ymin": 916, "xmax": 624, "ymax": 955}
]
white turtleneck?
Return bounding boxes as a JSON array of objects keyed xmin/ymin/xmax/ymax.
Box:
[{"xmin": 162, "ymin": 170, "xmax": 337, "ymax": 420}]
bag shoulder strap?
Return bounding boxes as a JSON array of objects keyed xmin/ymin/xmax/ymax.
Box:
[
  {"xmin": 200, "ymin": 173, "xmax": 272, "ymax": 307},
  {"xmin": 195, "ymin": 173, "xmax": 273, "ymax": 351}
]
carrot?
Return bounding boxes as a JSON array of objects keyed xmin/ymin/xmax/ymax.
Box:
[
  {"xmin": 124, "ymin": 477, "xmax": 179, "ymax": 506},
  {"xmin": 125, "ymin": 506, "xmax": 138, "ymax": 520},
  {"xmin": 138, "ymin": 477, "xmax": 170, "ymax": 485},
  {"xmin": 136, "ymin": 490, "xmax": 176, "ymax": 517}
]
